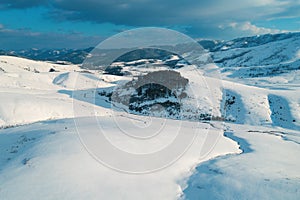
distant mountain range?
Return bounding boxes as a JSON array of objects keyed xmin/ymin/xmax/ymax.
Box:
[
  {"xmin": 0, "ymin": 47, "xmax": 93, "ymax": 64},
  {"xmin": 1, "ymin": 32, "xmax": 299, "ymax": 76}
]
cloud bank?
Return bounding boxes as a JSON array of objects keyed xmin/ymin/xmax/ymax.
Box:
[{"xmin": 0, "ymin": 0, "xmax": 299, "ymax": 49}]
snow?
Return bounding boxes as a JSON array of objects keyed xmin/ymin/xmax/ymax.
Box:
[
  {"xmin": 0, "ymin": 56, "xmax": 108, "ymax": 127},
  {"xmin": 0, "ymin": 56, "xmax": 79, "ymax": 73},
  {"xmin": 0, "ymin": 34, "xmax": 300, "ymax": 200},
  {"xmin": 183, "ymin": 123, "xmax": 300, "ymax": 199},
  {"xmin": 0, "ymin": 55, "xmax": 239, "ymax": 199},
  {"xmin": 0, "ymin": 117, "xmax": 239, "ymax": 200}
]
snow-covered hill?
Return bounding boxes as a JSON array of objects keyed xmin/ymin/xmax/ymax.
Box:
[
  {"xmin": 0, "ymin": 32, "xmax": 300, "ymax": 200},
  {"xmin": 0, "ymin": 56, "xmax": 109, "ymax": 127},
  {"xmin": 211, "ymin": 32, "xmax": 300, "ymax": 78}
]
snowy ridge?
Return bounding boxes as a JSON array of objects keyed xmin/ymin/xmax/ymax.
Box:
[
  {"xmin": 0, "ymin": 56, "xmax": 110, "ymax": 127},
  {"xmin": 211, "ymin": 32, "xmax": 300, "ymax": 78}
]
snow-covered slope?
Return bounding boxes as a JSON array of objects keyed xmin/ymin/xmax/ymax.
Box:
[
  {"xmin": 0, "ymin": 55, "xmax": 241, "ymax": 199},
  {"xmin": 0, "ymin": 30, "xmax": 300, "ymax": 200},
  {"xmin": 211, "ymin": 32, "xmax": 300, "ymax": 78},
  {"xmin": 183, "ymin": 124, "xmax": 300, "ymax": 199},
  {"xmin": 0, "ymin": 117, "xmax": 239, "ymax": 200},
  {"xmin": 0, "ymin": 56, "xmax": 109, "ymax": 127}
]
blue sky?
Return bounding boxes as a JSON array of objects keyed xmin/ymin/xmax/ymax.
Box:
[{"xmin": 0, "ymin": 0, "xmax": 299, "ymax": 50}]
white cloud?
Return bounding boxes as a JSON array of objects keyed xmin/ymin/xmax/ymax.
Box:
[{"xmin": 225, "ymin": 21, "xmax": 285, "ymax": 35}]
